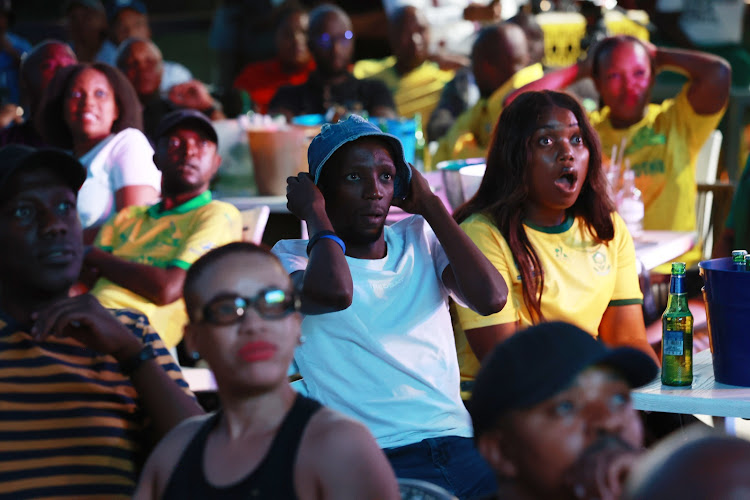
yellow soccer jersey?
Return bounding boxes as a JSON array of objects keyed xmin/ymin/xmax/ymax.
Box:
[
  {"xmin": 353, "ymin": 56, "xmax": 455, "ymax": 120},
  {"xmin": 433, "ymin": 63, "xmax": 544, "ymax": 164},
  {"xmin": 454, "ymin": 212, "xmax": 642, "ymax": 380},
  {"xmin": 590, "ymin": 86, "xmax": 725, "ymax": 268},
  {"xmin": 91, "ymin": 192, "xmax": 242, "ymax": 348}
]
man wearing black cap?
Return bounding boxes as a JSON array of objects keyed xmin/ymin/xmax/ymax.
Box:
[
  {"xmin": 272, "ymin": 114, "xmax": 508, "ymax": 499},
  {"xmin": 0, "ymin": 144, "xmax": 203, "ymax": 497},
  {"xmin": 470, "ymin": 321, "xmax": 658, "ymax": 500},
  {"xmin": 83, "ymin": 109, "xmax": 242, "ymax": 350}
]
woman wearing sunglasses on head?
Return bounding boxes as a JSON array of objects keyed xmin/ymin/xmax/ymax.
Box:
[{"xmin": 134, "ymin": 242, "xmax": 399, "ymax": 500}]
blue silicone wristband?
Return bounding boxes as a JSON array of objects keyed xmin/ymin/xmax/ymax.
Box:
[{"xmin": 306, "ymin": 230, "xmax": 346, "ymax": 256}]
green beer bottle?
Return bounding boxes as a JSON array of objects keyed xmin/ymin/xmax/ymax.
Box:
[
  {"xmin": 661, "ymin": 262, "xmax": 693, "ymax": 386},
  {"xmin": 732, "ymin": 249, "xmax": 748, "ymax": 271}
]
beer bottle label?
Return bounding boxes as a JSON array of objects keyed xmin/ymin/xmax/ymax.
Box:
[{"xmin": 663, "ymin": 329, "xmax": 684, "ymax": 356}]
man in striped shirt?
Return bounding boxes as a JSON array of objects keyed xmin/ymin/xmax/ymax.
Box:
[{"xmin": 0, "ymin": 145, "xmax": 203, "ymax": 498}]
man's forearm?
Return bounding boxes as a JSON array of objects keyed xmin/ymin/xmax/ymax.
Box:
[
  {"xmin": 299, "ymin": 210, "xmax": 353, "ymax": 314},
  {"xmin": 86, "ymin": 248, "xmax": 185, "ymax": 305}
]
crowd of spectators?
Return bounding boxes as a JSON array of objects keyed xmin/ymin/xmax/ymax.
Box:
[{"xmin": 0, "ymin": 0, "xmax": 748, "ymax": 498}]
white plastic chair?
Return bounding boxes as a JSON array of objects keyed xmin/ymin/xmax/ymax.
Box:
[
  {"xmin": 695, "ymin": 130, "xmax": 723, "ymax": 261},
  {"xmin": 398, "ymin": 478, "xmax": 457, "ymax": 500},
  {"xmin": 240, "ymin": 205, "xmax": 270, "ymax": 244}
]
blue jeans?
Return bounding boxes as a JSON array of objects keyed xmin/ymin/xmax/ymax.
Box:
[{"xmin": 384, "ymin": 436, "xmax": 497, "ymax": 500}]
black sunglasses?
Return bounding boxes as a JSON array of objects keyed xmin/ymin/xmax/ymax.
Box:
[{"xmin": 201, "ymin": 288, "xmax": 300, "ymax": 326}]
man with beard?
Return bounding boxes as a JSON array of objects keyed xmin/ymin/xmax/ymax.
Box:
[
  {"xmin": 470, "ymin": 321, "xmax": 658, "ymax": 500},
  {"xmin": 83, "ymin": 109, "xmax": 242, "ymax": 349},
  {"xmin": 272, "ymin": 114, "xmax": 508, "ymax": 499}
]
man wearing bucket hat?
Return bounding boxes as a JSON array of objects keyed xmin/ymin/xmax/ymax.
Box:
[
  {"xmin": 272, "ymin": 114, "xmax": 508, "ymax": 498},
  {"xmin": 0, "ymin": 144, "xmax": 202, "ymax": 497},
  {"xmin": 470, "ymin": 321, "xmax": 658, "ymax": 500},
  {"xmin": 83, "ymin": 109, "xmax": 242, "ymax": 350}
]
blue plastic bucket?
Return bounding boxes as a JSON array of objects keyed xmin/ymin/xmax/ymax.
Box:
[
  {"xmin": 368, "ymin": 117, "xmax": 417, "ymax": 164},
  {"xmin": 699, "ymin": 257, "xmax": 750, "ymax": 386}
]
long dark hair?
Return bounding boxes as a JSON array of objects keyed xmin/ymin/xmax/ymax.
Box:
[
  {"xmin": 37, "ymin": 62, "xmax": 143, "ymax": 150},
  {"xmin": 453, "ymin": 90, "xmax": 614, "ymax": 322}
]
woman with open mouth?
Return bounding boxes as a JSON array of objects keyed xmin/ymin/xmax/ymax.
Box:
[{"xmin": 451, "ymin": 90, "xmax": 658, "ymax": 388}]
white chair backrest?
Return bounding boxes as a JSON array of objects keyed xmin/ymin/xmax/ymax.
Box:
[
  {"xmin": 695, "ymin": 130, "xmax": 723, "ymax": 260},
  {"xmin": 398, "ymin": 478, "xmax": 458, "ymax": 500},
  {"xmin": 696, "ymin": 130, "xmax": 722, "ymax": 184},
  {"xmin": 240, "ymin": 205, "xmax": 270, "ymax": 244}
]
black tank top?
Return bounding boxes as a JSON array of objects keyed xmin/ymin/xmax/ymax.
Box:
[{"xmin": 162, "ymin": 395, "xmax": 322, "ymax": 499}]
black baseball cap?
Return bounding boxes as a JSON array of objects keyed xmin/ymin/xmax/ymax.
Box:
[
  {"xmin": 0, "ymin": 145, "xmax": 86, "ymax": 196},
  {"xmin": 469, "ymin": 321, "xmax": 658, "ymax": 438},
  {"xmin": 154, "ymin": 109, "xmax": 218, "ymax": 146}
]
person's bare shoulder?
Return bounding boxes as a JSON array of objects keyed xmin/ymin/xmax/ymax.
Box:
[
  {"xmin": 133, "ymin": 413, "xmax": 215, "ymax": 500},
  {"xmin": 296, "ymin": 408, "xmax": 400, "ymax": 500}
]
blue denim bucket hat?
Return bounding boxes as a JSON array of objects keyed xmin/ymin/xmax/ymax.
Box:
[{"xmin": 307, "ymin": 114, "xmax": 412, "ymax": 199}]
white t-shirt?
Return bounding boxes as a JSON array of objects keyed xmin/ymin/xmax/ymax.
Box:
[
  {"xmin": 656, "ymin": 0, "xmax": 745, "ymax": 46},
  {"xmin": 160, "ymin": 61, "xmax": 193, "ymax": 93},
  {"xmin": 273, "ymin": 215, "xmax": 472, "ymax": 449},
  {"xmin": 77, "ymin": 128, "xmax": 162, "ymax": 229}
]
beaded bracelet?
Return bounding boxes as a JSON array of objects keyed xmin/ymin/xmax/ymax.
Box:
[
  {"xmin": 306, "ymin": 230, "xmax": 346, "ymax": 256},
  {"xmin": 119, "ymin": 344, "xmax": 157, "ymax": 376}
]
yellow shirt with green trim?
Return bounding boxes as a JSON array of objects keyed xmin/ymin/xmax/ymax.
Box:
[
  {"xmin": 590, "ymin": 86, "xmax": 725, "ymax": 269},
  {"xmin": 91, "ymin": 191, "xmax": 242, "ymax": 348},
  {"xmin": 353, "ymin": 56, "xmax": 455, "ymax": 120},
  {"xmin": 433, "ymin": 63, "xmax": 544, "ymax": 164},
  {"xmin": 454, "ymin": 212, "xmax": 643, "ymax": 381}
]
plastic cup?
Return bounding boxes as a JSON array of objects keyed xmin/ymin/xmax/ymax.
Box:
[{"xmin": 247, "ymin": 125, "xmax": 315, "ymax": 196}]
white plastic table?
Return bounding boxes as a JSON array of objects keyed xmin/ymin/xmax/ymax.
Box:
[
  {"xmin": 633, "ymin": 231, "xmax": 697, "ymax": 271},
  {"xmin": 632, "ymin": 349, "xmax": 750, "ymax": 433}
]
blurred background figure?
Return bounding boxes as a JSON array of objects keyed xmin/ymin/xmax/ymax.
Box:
[
  {"xmin": 63, "ymin": 0, "xmax": 108, "ymax": 63},
  {"xmin": 0, "ymin": 0, "xmax": 30, "ymax": 105},
  {"xmin": 38, "ymin": 62, "xmax": 161, "ymax": 243},
  {"xmin": 353, "ymin": 5, "xmax": 455, "ymax": 120},
  {"xmin": 427, "ymin": 10, "xmax": 544, "ymax": 142},
  {"xmin": 233, "ymin": 3, "xmax": 315, "ymax": 115},
  {"xmin": 623, "ymin": 426, "xmax": 750, "ymax": 500},
  {"xmin": 433, "ymin": 21, "xmax": 541, "ymax": 163},
  {"xmin": 116, "ymin": 37, "xmax": 177, "ymax": 141},
  {"xmin": 381, "ymin": 0, "xmax": 515, "ymax": 59},
  {"xmin": 0, "ymin": 40, "xmax": 76, "ymax": 147},
  {"xmin": 268, "ymin": 4, "xmax": 396, "ymax": 121},
  {"xmin": 99, "ymin": 0, "xmax": 192, "ymax": 93},
  {"xmin": 209, "ymin": 0, "xmax": 278, "ymax": 95}
]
